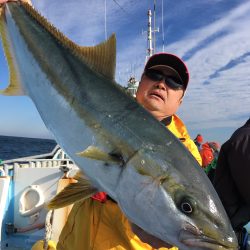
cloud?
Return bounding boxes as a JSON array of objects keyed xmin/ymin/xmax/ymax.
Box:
[{"xmin": 161, "ymin": 1, "xmax": 250, "ymax": 131}]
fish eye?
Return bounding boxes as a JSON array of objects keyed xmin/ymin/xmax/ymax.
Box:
[{"xmin": 179, "ymin": 197, "xmax": 195, "ymax": 215}]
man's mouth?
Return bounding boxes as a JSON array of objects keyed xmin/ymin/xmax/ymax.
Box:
[{"xmin": 149, "ymin": 91, "xmax": 164, "ymax": 101}]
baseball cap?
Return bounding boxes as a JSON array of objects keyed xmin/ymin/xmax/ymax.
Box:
[
  {"xmin": 144, "ymin": 53, "xmax": 189, "ymax": 90},
  {"xmin": 196, "ymin": 134, "xmax": 203, "ymax": 144}
]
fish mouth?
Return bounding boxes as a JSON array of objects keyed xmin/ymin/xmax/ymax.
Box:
[{"xmin": 179, "ymin": 224, "xmax": 238, "ymax": 250}]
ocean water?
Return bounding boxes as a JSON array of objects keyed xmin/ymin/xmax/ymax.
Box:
[{"xmin": 0, "ymin": 135, "xmax": 56, "ymax": 161}]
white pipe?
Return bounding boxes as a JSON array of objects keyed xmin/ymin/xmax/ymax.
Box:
[{"xmin": 0, "ymin": 168, "xmax": 5, "ymax": 176}]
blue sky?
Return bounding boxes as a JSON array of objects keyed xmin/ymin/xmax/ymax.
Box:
[{"xmin": 0, "ymin": 0, "xmax": 249, "ymax": 145}]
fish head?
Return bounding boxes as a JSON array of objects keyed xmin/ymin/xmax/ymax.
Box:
[
  {"xmin": 117, "ymin": 148, "xmax": 238, "ymax": 250},
  {"xmin": 169, "ymin": 182, "xmax": 238, "ymax": 250}
]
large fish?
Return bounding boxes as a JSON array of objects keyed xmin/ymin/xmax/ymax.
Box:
[{"xmin": 0, "ymin": 1, "xmax": 238, "ymax": 249}]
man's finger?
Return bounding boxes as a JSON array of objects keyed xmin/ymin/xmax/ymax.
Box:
[{"xmin": 0, "ymin": 0, "xmax": 32, "ymax": 5}]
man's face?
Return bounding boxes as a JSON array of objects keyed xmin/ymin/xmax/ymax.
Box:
[{"xmin": 136, "ymin": 73, "xmax": 184, "ymax": 120}]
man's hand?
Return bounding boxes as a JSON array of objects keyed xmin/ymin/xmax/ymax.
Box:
[
  {"xmin": 0, "ymin": 0, "xmax": 11, "ymax": 4},
  {"xmin": 0, "ymin": 0, "xmax": 32, "ymax": 4},
  {"xmin": 131, "ymin": 223, "xmax": 174, "ymax": 249}
]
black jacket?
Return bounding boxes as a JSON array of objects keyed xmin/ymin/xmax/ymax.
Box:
[{"xmin": 213, "ymin": 118, "xmax": 250, "ymax": 230}]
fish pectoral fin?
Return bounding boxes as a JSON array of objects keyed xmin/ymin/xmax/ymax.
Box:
[
  {"xmin": 47, "ymin": 171, "xmax": 98, "ymax": 209},
  {"xmin": 76, "ymin": 146, "xmax": 122, "ymax": 164},
  {"xmin": 0, "ymin": 7, "xmax": 24, "ymax": 96},
  {"xmin": 79, "ymin": 33, "xmax": 116, "ymax": 80}
]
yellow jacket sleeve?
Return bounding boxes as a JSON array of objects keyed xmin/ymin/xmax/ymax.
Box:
[
  {"xmin": 32, "ymin": 240, "xmax": 57, "ymax": 250},
  {"xmin": 167, "ymin": 115, "xmax": 202, "ymax": 165},
  {"xmin": 57, "ymin": 199, "xmax": 177, "ymax": 250}
]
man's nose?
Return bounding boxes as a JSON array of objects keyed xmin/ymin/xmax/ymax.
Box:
[{"xmin": 154, "ymin": 81, "xmax": 166, "ymax": 90}]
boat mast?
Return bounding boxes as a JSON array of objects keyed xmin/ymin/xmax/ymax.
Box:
[
  {"xmin": 146, "ymin": 8, "xmax": 159, "ymax": 61},
  {"xmin": 147, "ymin": 9, "xmax": 153, "ymax": 58},
  {"xmin": 127, "ymin": 2, "xmax": 160, "ymax": 97}
]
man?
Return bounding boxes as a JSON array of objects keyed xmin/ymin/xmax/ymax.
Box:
[
  {"xmin": 56, "ymin": 53, "xmax": 202, "ymax": 250},
  {"xmin": 213, "ymin": 118, "xmax": 250, "ymax": 250},
  {"xmin": 135, "ymin": 53, "xmax": 201, "ymax": 164},
  {"xmin": 193, "ymin": 134, "xmax": 203, "ymax": 151},
  {"xmin": 200, "ymin": 142, "xmax": 220, "ymax": 168},
  {"xmin": 200, "ymin": 141, "xmax": 220, "ymax": 180}
]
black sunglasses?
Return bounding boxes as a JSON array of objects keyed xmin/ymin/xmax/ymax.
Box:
[{"xmin": 144, "ymin": 69, "xmax": 184, "ymax": 90}]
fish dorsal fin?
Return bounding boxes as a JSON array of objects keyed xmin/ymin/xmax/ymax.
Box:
[
  {"xmin": 20, "ymin": 2, "xmax": 116, "ymax": 80},
  {"xmin": 48, "ymin": 171, "xmax": 98, "ymax": 209},
  {"xmin": 79, "ymin": 34, "xmax": 116, "ymax": 80},
  {"xmin": 77, "ymin": 146, "xmax": 122, "ymax": 164},
  {"xmin": 0, "ymin": 7, "xmax": 24, "ymax": 96}
]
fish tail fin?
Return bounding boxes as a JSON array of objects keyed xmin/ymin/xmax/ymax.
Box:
[
  {"xmin": 47, "ymin": 171, "xmax": 98, "ymax": 209},
  {"xmin": 0, "ymin": 4, "xmax": 25, "ymax": 96}
]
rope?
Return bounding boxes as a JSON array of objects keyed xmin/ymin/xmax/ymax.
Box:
[
  {"xmin": 112, "ymin": 0, "xmax": 128, "ymax": 14},
  {"xmin": 43, "ymin": 210, "xmax": 53, "ymax": 250}
]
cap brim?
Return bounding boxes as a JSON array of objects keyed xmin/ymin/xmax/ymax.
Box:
[{"xmin": 148, "ymin": 65, "xmax": 183, "ymax": 84}]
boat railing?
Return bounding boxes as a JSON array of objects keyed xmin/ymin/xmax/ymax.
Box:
[{"xmin": 0, "ymin": 145, "xmax": 77, "ymax": 176}]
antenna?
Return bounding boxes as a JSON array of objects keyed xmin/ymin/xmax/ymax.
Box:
[
  {"xmin": 153, "ymin": 0, "xmax": 156, "ymax": 53},
  {"xmin": 161, "ymin": 0, "xmax": 165, "ymax": 51},
  {"xmin": 104, "ymin": 0, "xmax": 107, "ymax": 40}
]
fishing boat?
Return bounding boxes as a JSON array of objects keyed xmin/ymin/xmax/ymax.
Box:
[{"xmin": 0, "ymin": 145, "xmax": 79, "ymax": 249}]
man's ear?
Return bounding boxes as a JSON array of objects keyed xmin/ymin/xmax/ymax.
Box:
[{"xmin": 179, "ymin": 98, "xmax": 183, "ymax": 105}]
